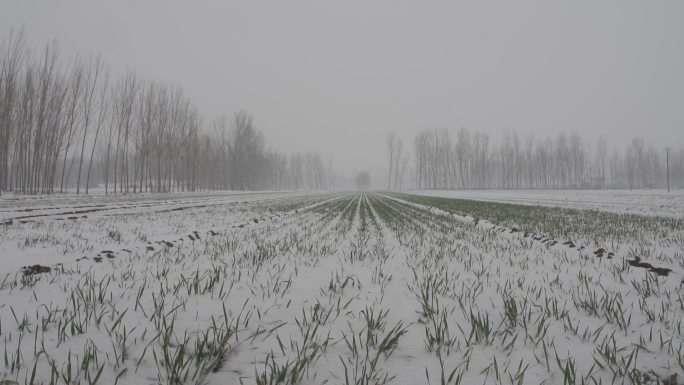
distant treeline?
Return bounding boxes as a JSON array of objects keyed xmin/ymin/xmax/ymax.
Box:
[
  {"xmin": 0, "ymin": 30, "xmax": 335, "ymax": 195},
  {"xmin": 387, "ymin": 128, "xmax": 683, "ymax": 190}
]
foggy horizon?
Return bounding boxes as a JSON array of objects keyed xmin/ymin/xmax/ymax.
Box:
[
  {"xmin": 3, "ymin": 0, "xmax": 683, "ymax": 174},
  {"xmin": 4, "ymin": 3, "xmax": 684, "ymax": 384}
]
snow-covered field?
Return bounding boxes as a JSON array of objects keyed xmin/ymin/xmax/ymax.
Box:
[
  {"xmin": 411, "ymin": 189, "xmax": 684, "ymax": 218},
  {"xmin": 1, "ymin": 191, "xmax": 684, "ymax": 385},
  {"xmin": 0, "ymin": 191, "xmax": 320, "ymax": 269}
]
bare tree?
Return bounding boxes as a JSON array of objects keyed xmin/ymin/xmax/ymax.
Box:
[
  {"xmin": 84, "ymin": 65, "xmax": 109, "ymax": 194},
  {"xmin": 386, "ymin": 131, "xmax": 396, "ymax": 190},
  {"xmin": 76, "ymin": 55, "xmax": 104, "ymax": 193},
  {"xmin": 0, "ymin": 28, "xmax": 26, "ymax": 195},
  {"xmin": 596, "ymin": 136, "xmax": 607, "ymax": 188},
  {"xmin": 393, "ymin": 136, "xmax": 403, "ymax": 190}
]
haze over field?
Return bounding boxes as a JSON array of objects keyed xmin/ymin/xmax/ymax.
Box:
[
  {"xmin": 4, "ymin": 3, "xmax": 684, "ymax": 385},
  {"xmin": 2, "ymin": 0, "xmax": 683, "ymax": 178}
]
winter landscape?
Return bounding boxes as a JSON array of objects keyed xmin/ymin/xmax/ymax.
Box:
[
  {"xmin": 2, "ymin": 2, "xmax": 684, "ymax": 385},
  {"xmin": 1, "ymin": 191, "xmax": 684, "ymax": 385}
]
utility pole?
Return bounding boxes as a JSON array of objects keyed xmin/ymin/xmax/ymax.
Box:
[{"xmin": 666, "ymin": 147, "xmax": 670, "ymax": 193}]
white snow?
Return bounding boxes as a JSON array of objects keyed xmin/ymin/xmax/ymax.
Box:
[
  {"xmin": 1, "ymin": 191, "xmax": 683, "ymax": 385},
  {"xmin": 410, "ymin": 189, "xmax": 684, "ymax": 218}
]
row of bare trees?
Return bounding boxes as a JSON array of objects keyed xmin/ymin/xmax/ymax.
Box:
[
  {"xmin": 0, "ymin": 30, "xmax": 334, "ymax": 195},
  {"xmin": 392, "ymin": 127, "xmax": 683, "ymax": 190},
  {"xmin": 195, "ymin": 111, "xmax": 333, "ymax": 191}
]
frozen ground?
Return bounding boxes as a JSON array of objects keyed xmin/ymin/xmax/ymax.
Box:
[
  {"xmin": 0, "ymin": 190, "xmax": 306, "ymax": 223},
  {"xmin": 0, "ymin": 191, "xmax": 321, "ymax": 269},
  {"xmin": 411, "ymin": 189, "xmax": 684, "ymax": 218},
  {"xmin": 1, "ymin": 191, "xmax": 683, "ymax": 385}
]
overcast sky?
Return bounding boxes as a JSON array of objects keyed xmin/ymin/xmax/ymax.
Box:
[{"xmin": 2, "ymin": 0, "xmax": 683, "ymax": 171}]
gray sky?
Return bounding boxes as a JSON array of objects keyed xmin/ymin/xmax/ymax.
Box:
[{"xmin": 2, "ymin": 0, "xmax": 683, "ymax": 171}]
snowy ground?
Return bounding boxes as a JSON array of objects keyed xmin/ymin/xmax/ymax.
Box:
[
  {"xmin": 1, "ymin": 191, "xmax": 683, "ymax": 385},
  {"xmin": 0, "ymin": 191, "xmax": 323, "ymax": 269},
  {"xmin": 411, "ymin": 189, "xmax": 684, "ymax": 218},
  {"xmin": 0, "ymin": 190, "xmax": 309, "ymax": 223}
]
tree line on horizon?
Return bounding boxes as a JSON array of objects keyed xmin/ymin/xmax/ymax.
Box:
[
  {"xmin": 387, "ymin": 127, "xmax": 684, "ymax": 190},
  {"xmin": 0, "ymin": 30, "xmax": 336, "ymax": 196},
  {"xmin": 4, "ymin": 30, "xmax": 682, "ymax": 196}
]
